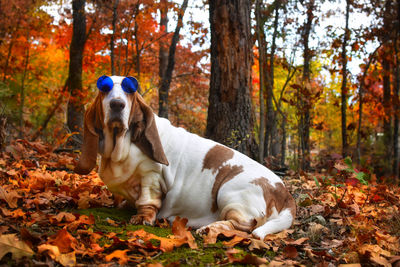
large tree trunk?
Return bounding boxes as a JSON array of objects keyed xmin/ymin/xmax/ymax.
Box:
[
  {"xmin": 19, "ymin": 29, "xmax": 30, "ymax": 138},
  {"xmin": 299, "ymin": 0, "xmax": 314, "ymax": 170},
  {"xmin": 341, "ymin": 0, "xmax": 350, "ymax": 158},
  {"xmin": 206, "ymin": 0, "xmax": 257, "ymax": 157},
  {"xmin": 158, "ymin": 0, "xmax": 188, "ymax": 118},
  {"xmin": 66, "ymin": 0, "xmax": 87, "ymax": 145}
]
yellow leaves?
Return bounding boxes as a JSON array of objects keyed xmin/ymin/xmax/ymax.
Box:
[{"xmin": 0, "ymin": 234, "xmax": 34, "ymax": 260}]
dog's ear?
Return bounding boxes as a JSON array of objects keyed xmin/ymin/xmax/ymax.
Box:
[
  {"xmin": 74, "ymin": 95, "xmax": 104, "ymax": 174},
  {"xmin": 130, "ymin": 95, "xmax": 169, "ymax": 166}
]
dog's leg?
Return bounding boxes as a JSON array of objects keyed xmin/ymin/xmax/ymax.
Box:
[
  {"xmin": 130, "ymin": 172, "xmax": 163, "ymax": 225},
  {"xmin": 196, "ymin": 205, "xmax": 255, "ymax": 234}
]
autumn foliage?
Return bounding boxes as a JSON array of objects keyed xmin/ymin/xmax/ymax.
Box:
[
  {"xmin": 0, "ymin": 139, "xmax": 399, "ymax": 266},
  {"xmin": 1, "ymin": 0, "xmax": 400, "ymax": 266}
]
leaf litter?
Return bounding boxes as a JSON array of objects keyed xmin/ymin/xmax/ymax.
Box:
[{"xmin": 0, "ymin": 139, "xmax": 399, "ymax": 266}]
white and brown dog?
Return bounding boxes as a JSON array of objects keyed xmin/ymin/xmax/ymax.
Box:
[{"xmin": 75, "ymin": 75, "xmax": 296, "ymax": 240}]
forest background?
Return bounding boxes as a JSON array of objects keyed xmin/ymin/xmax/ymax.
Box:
[
  {"xmin": 1, "ymin": 0, "xmax": 399, "ymax": 181},
  {"xmin": 0, "ymin": 0, "xmax": 400, "ymax": 265}
]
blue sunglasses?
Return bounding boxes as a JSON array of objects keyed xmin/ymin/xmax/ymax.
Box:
[{"xmin": 97, "ymin": 75, "xmax": 138, "ymax": 94}]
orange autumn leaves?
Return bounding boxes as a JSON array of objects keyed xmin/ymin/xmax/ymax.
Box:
[{"xmin": 1, "ymin": 139, "xmax": 400, "ymax": 266}]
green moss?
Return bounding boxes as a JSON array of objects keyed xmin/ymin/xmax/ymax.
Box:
[
  {"xmin": 151, "ymin": 243, "xmax": 228, "ymax": 266},
  {"xmin": 75, "ymin": 207, "xmax": 171, "ymax": 238}
]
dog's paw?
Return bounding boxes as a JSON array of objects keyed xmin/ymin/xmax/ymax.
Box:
[
  {"xmin": 130, "ymin": 214, "xmax": 155, "ymax": 225},
  {"xmin": 195, "ymin": 226, "xmax": 209, "ymax": 236}
]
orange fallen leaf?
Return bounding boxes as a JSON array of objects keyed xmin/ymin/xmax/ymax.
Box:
[
  {"xmin": 202, "ymin": 226, "xmax": 249, "ymax": 244},
  {"xmin": 38, "ymin": 244, "xmax": 76, "ymax": 267},
  {"xmin": 105, "ymin": 249, "xmax": 130, "ymax": 265},
  {"xmin": 49, "ymin": 229, "xmax": 77, "ymax": 253},
  {"xmin": 51, "ymin": 212, "xmax": 76, "ymax": 223},
  {"xmin": 222, "ymin": 235, "xmax": 247, "ymax": 247},
  {"xmin": 171, "ymin": 216, "xmax": 198, "ymax": 249},
  {"xmin": 226, "ymin": 248, "xmax": 268, "ymax": 265}
]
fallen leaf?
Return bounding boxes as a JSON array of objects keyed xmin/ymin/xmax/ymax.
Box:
[
  {"xmin": 171, "ymin": 216, "xmax": 198, "ymax": 249},
  {"xmin": 0, "ymin": 186, "xmax": 20, "ymax": 208},
  {"xmin": 282, "ymin": 245, "xmax": 298, "ymax": 259},
  {"xmin": 226, "ymin": 248, "xmax": 268, "ymax": 265},
  {"xmin": 105, "ymin": 249, "xmax": 130, "ymax": 265},
  {"xmin": 51, "ymin": 212, "xmax": 76, "ymax": 223},
  {"xmin": 38, "ymin": 244, "xmax": 76, "ymax": 267},
  {"xmin": 0, "ymin": 234, "xmax": 34, "ymax": 260},
  {"xmin": 222, "ymin": 235, "xmax": 247, "ymax": 247},
  {"xmin": 49, "ymin": 229, "xmax": 77, "ymax": 253}
]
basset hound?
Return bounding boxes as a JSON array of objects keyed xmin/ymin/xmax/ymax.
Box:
[{"xmin": 74, "ymin": 75, "xmax": 296, "ymax": 240}]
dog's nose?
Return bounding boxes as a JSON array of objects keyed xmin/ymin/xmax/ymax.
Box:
[{"xmin": 110, "ymin": 99, "xmax": 125, "ymax": 112}]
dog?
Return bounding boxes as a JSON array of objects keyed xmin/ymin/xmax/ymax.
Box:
[{"xmin": 74, "ymin": 75, "xmax": 296, "ymax": 240}]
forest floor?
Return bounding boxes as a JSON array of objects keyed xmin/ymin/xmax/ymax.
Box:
[{"xmin": 0, "ymin": 139, "xmax": 399, "ymax": 266}]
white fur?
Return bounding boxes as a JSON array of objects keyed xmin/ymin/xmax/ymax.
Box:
[{"xmin": 97, "ymin": 76, "xmax": 294, "ymax": 240}]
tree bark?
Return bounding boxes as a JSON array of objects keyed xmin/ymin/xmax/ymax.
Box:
[
  {"xmin": 299, "ymin": 0, "xmax": 314, "ymax": 170},
  {"xmin": 158, "ymin": 0, "xmax": 169, "ymax": 89},
  {"xmin": 393, "ymin": 0, "xmax": 400, "ymax": 181},
  {"xmin": 264, "ymin": 0, "xmax": 280, "ymax": 159},
  {"xmin": 341, "ymin": 0, "xmax": 350, "ymax": 158},
  {"xmin": 19, "ymin": 29, "xmax": 30, "ymax": 138},
  {"xmin": 66, "ymin": 0, "xmax": 87, "ymax": 145},
  {"xmin": 256, "ymin": 0, "xmax": 266, "ymax": 163},
  {"xmin": 206, "ymin": 0, "xmax": 257, "ymax": 157},
  {"xmin": 158, "ymin": 0, "xmax": 189, "ymax": 118}
]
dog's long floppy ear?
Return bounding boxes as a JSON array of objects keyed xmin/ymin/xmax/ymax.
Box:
[
  {"xmin": 74, "ymin": 95, "xmax": 104, "ymax": 174},
  {"xmin": 130, "ymin": 94, "xmax": 169, "ymax": 166}
]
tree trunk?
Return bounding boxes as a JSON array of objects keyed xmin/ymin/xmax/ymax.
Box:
[
  {"xmin": 66, "ymin": 0, "xmax": 87, "ymax": 145},
  {"xmin": 206, "ymin": 0, "xmax": 258, "ymax": 157},
  {"xmin": 383, "ymin": 56, "xmax": 392, "ymax": 172},
  {"xmin": 256, "ymin": 0, "xmax": 266, "ymax": 163},
  {"xmin": 110, "ymin": 0, "xmax": 119, "ymax": 75},
  {"xmin": 19, "ymin": 29, "xmax": 30, "ymax": 138},
  {"xmin": 356, "ymin": 45, "xmax": 381, "ymax": 163},
  {"xmin": 341, "ymin": 0, "xmax": 350, "ymax": 158},
  {"xmin": 159, "ymin": 0, "xmax": 169, "ymax": 89},
  {"xmin": 393, "ymin": 0, "xmax": 400, "ymax": 181},
  {"xmin": 264, "ymin": 0, "xmax": 280, "ymax": 159},
  {"xmin": 158, "ymin": 0, "xmax": 189, "ymax": 118},
  {"xmin": 299, "ymin": 0, "xmax": 314, "ymax": 170}
]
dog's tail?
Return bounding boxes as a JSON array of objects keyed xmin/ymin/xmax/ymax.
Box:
[{"xmin": 251, "ymin": 200, "xmax": 296, "ymax": 240}]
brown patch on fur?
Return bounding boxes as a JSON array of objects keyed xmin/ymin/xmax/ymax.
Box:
[
  {"xmin": 251, "ymin": 177, "xmax": 296, "ymax": 219},
  {"xmin": 211, "ymin": 165, "xmax": 243, "ymax": 212},
  {"xmin": 74, "ymin": 93, "xmax": 105, "ymax": 175},
  {"xmin": 203, "ymin": 144, "xmax": 243, "ymax": 212},
  {"xmin": 129, "ymin": 94, "xmax": 169, "ymax": 165},
  {"xmin": 202, "ymin": 145, "xmax": 234, "ymax": 173}
]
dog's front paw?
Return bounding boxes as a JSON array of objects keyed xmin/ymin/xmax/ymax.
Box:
[
  {"xmin": 130, "ymin": 214, "xmax": 155, "ymax": 225},
  {"xmin": 130, "ymin": 205, "xmax": 157, "ymax": 225}
]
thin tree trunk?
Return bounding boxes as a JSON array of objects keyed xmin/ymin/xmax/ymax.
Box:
[
  {"xmin": 356, "ymin": 45, "xmax": 381, "ymax": 163},
  {"xmin": 264, "ymin": 0, "xmax": 280, "ymax": 158},
  {"xmin": 393, "ymin": 0, "xmax": 400, "ymax": 181},
  {"xmin": 158, "ymin": 0, "xmax": 189, "ymax": 118},
  {"xmin": 66, "ymin": 0, "xmax": 87, "ymax": 145},
  {"xmin": 110, "ymin": 0, "xmax": 119, "ymax": 75},
  {"xmin": 159, "ymin": 0, "xmax": 169, "ymax": 87},
  {"xmin": 341, "ymin": 0, "xmax": 350, "ymax": 158},
  {"xmin": 19, "ymin": 29, "xmax": 30, "ymax": 138},
  {"xmin": 300, "ymin": 0, "xmax": 314, "ymax": 170},
  {"xmin": 256, "ymin": 0, "xmax": 266, "ymax": 163},
  {"xmin": 206, "ymin": 0, "xmax": 258, "ymax": 157}
]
